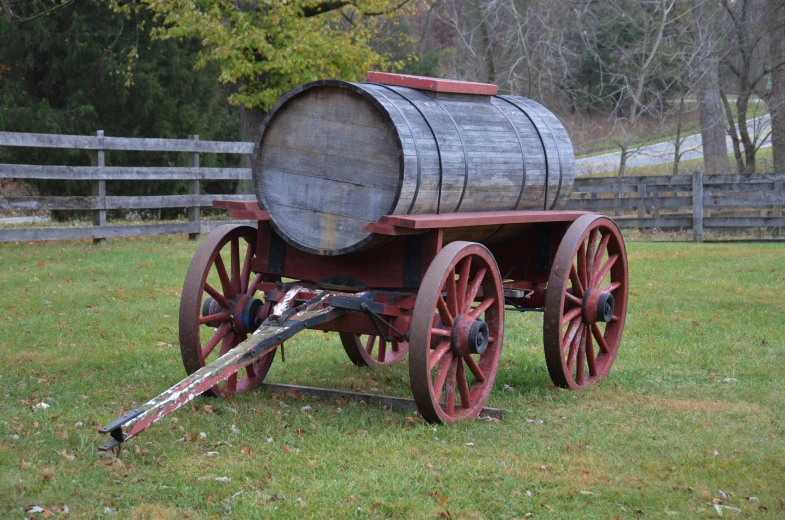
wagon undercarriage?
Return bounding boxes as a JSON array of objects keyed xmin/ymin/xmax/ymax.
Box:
[{"xmin": 99, "ymin": 203, "xmax": 628, "ymax": 450}]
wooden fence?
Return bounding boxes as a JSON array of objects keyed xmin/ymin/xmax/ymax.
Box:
[
  {"xmin": 565, "ymin": 172, "xmax": 784, "ymax": 241},
  {"xmin": 1, "ymin": 131, "xmax": 783, "ymax": 243}
]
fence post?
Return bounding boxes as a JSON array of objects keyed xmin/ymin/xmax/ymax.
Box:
[
  {"xmin": 90, "ymin": 130, "xmax": 106, "ymax": 245},
  {"xmin": 637, "ymin": 183, "xmax": 647, "ymax": 219},
  {"xmin": 692, "ymin": 170, "xmax": 704, "ymax": 242},
  {"xmin": 188, "ymin": 135, "xmax": 200, "ymax": 241},
  {"xmin": 775, "ymin": 180, "xmax": 783, "ymax": 238}
]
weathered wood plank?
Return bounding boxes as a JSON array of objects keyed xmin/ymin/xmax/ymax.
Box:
[
  {"xmin": 704, "ymin": 217, "xmax": 785, "ymax": 227},
  {"xmin": 0, "ymin": 132, "xmax": 253, "ymax": 154},
  {"xmin": 0, "ymin": 220, "xmax": 252, "ymax": 242},
  {"xmin": 0, "ymin": 164, "xmax": 251, "ymax": 180},
  {"xmin": 0, "ymin": 194, "xmax": 255, "ymax": 211},
  {"xmin": 613, "ymin": 217, "xmax": 693, "ymax": 228},
  {"xmin": 565, "ymin": 196, "xmax": 691, "ymax": 211},
  {"xmin": 704, "ymin": 194, "xmax": 785, "ymax": 207},
  {"xmin": 574, "ymin": 175, "xmax": 692, "ymax": 187}
]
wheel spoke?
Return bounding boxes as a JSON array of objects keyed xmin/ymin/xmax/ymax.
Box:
[
  {"xmin": 565, "ymin": 291, "xmax": 582, "ymax": 306},
  {"xmin": 433, "ymin": 354, "xmax": 452, "ymax": 399},
  {"xmin": 593, "ymin": 234, "xmax": 611, "ymax": 276},
  {"xmin": 227, "ymin": 372, "xmax": 238, "ymax": 393},
  {"xmin": 463, "ymin": 267, "xmax": 487, "ymax": 314},
  {"xmin": 592, "ymin": 253, "xmax": 618, "ymax": 288},
  {"xmin": 201, "ymin": 323, "xmax": 230, "ymax": 362},
  {"xmin": 431, "ymin": 327, "xmax": 452, "ymax": 338},
  {"xmin": 377, "ymin": 337, "xmax": 387, "ymax": 362},
  {"xmin": 218, "ymin": 330, "xmax": 235, "ymax": 357},
  {"xmin": 199, "ymin": 312, "xmax": 230, "ymax": 325},
  {"xmin": 569, "ymin": 264, "xmax": 585, "ymax": 298},
  {"xmin": 456, "ymin": 256, "xmax": 472, "ymax": 313},
  {"xmin": 213, "ymin": 254, "xmax": 234, "ymax": 299},
  {"xmin": 592, "ymin": 323, "xmax": 609, "ymax": 353},
  {"xmin": 585, "ymin": 325, "xmax": 597, "ymax": 377},
  {"xmin": 600, "ymin": 281, "xmax": 622, "ymax": 293},
  {"xmin": 240, "ymin": 242, "xmax": 253, "ymax": 294},
  {"xmin": 246, "ymin": 361, "xmax": 257, "ymax": 379},
  {"xmin": 562, "ymin": 318, "xmax": 581, "ymax": 354},
  {"xmin": 444, "ymin": 357, "xmax": 458, "ymax": 416},
  {"xmin": 436, "ymin": 294, "xmax": 453, "ymax": 326},
  {"xmin": 575, "ymin": 334, "xmax": 586, "ymax": 385},
  {"xmin": 429, "ymin": 341, "xmax": 451, "ymax": 371},
  {"xmin": 465, "ymin": 355, "xmax": 486, "ymax": 383},
  {"xmin": 566, "ymin": 325, "xmax": 582, "ymax": 373},
  {"xmin": 585, "ymin": 229, "xmax": 599, "ymax": 277},
  {"xmin": 230, "ymin": 238, "xmax": 240, "ymax": 294},
  {"xmin": 561, "ymin": 306, "xmax": 582, "ymax": 326},
  {"xmin": 469, "ymin": 297, "xmax": 495, "ymax": 319},
  {"xmin": 365, "ymin": 335, "xmax": 376, "ymax": 355},
  {"xmin": 204, "ymin": 282, "xmax": 231, "ymax": 309},
  {"xmin": 577, "ymin": 239, "xmax": 588, "ymax": 288},
  {"xmin": 446, "ymin": 268, "xmax": 458, "ymax": 317},
  {"xmin": 457, "ymin": 360, "xmax": 471, "ymax": 408},
  {"xmin": 247, "ymin": 272, "xmax": 264, "ymax": 296}
]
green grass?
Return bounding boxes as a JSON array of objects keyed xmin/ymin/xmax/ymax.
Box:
[{"xmin": 1, "ymin": 236, "xmax": 784, "ymax": 518}]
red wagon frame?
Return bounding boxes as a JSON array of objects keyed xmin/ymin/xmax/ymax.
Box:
[{"xmin": 99, "ymin": 199, "xmax": 629, "ymax": 450}]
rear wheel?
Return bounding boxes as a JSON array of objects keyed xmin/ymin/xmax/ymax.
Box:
[
  {"xmin": 543, "ymin": 215, "xmax": 628, "ymax": 390},
  {"xmin": 340, "ymin": 333, "xmax": 409, "ymax": 367}
]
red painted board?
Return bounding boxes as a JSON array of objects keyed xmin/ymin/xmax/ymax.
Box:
[
  {"xmin": 378, "ymin": 211, "xmax": 592, "ymax": 229},
  {"xmin": 366, "ymin": 72, "xmax": 498, "ymax": 96}
]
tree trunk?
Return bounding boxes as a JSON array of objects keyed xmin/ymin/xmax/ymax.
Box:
[
  {"xmin": 673, "ymin": 94, "xmax": 685, "ymax": 176},
  {"xmin": 770, "ymin": 0, "xmax": 785, "ymax": 172},
  {"xmin": 238, "ymin": 105, "xmax": 266, "ymax": 194},
  {"xmin": 735, "ymin": 92, "xmax": 757, "ymax": 173},
  {"xmin": 693, "ymin": 0, "xmax": 731, "ymax": 175},
  {"xmin": 721, "ymin": 90, "xmax": 745, "ymax": 173}
]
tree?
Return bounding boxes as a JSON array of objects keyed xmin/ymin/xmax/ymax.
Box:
[
  {"xmin": 0, "ymin": 0, "xmax": 240, "ymax": 211},
  {"xmin": 690, "ymin": 0, "xmax": 731, "ymax": 175},
  {"xmin": 719, "ymin": 0, "xmax": 772, "ymax": 173},
  {"xmin": 576, "ymin": 0, "xmax": 687, "ymax": 176},
  {"xmin": 768, "ymin": 0, "xmax": 785, "ymax": 171},
  {"xmin": 126, "ymin": 0, "xmax": 412, "ymax": 142}
]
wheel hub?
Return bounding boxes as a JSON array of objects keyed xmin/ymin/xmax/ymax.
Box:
[
  {"xmin": 201, "ymin": 294, "xmax": 265, "ymax": 335},
  {"xmin": 450, "ymin": 314, "xmax": 489, "ymax": 356},
  {"xmin": 582, "ymin": 288, "xmax": 615, "ymax": 324}
]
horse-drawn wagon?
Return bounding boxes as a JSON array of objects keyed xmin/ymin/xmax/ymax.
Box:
[{"xmin": 99, "ymin": 73, "xmax": 628, "ymax": 450}]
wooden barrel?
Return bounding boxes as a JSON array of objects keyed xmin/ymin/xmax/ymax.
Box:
[{"xmin": 253, "ymin": 75, "xmax": 575, "ymax": 256}]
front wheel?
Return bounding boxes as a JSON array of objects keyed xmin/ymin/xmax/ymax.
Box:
[
  {"xmin": 179, "ymin": 224, "xmax": 277, "ymax": 397},
  {"xmin": 409, "ymin": 241, "xmax": 504, "ymax": 424}
]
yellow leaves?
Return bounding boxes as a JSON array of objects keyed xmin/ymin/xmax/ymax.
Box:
[{"xmin": 133, "ymin": 0, "xmax": 406, "ymax": 110}]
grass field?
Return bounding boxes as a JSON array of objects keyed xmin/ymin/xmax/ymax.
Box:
[{"xmin": 0, "ymin": 236, "xmax": 783, "ymax": 519}]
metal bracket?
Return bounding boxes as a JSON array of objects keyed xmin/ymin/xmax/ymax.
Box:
[
  {"xmin": 328, "ymin": 295, "xmax": 384, "ymax": 314},
  {"xmin": 267, "ymin": 230, "xmax": 287, "ymax": 275},
  {"xmin": 403, "ymin": 234, "xmax": 423, "ymax": 288}
]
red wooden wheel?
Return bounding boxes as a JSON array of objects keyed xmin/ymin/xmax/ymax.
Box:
[
  {"xmin": 409, "ymin": 241, "xmax": 504, "ymax": 424},
  {"xmin": 543, "ymin": 215, "xmax": 628, "ymax": 390},
  {"xmin": 339, "ymin": 333, "xmax": 409, "ymax": 367},
  {"xmin": 179, "ymin": 224, "xmax": 277, "ymax": 397}
]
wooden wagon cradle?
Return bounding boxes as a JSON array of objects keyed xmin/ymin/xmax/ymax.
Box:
[{"xmin": 98, "ymin": 73, "xmax": 629, "ymax": 450}]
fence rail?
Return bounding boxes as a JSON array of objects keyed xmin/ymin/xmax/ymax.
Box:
[{"xmin": 2, "ymin": 131, "xmax": 783, "ymax": 243}]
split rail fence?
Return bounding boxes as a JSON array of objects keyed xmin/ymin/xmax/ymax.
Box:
[{"xmin": 1, "ymin": 131, "xmax": 783, "ymax": 243}]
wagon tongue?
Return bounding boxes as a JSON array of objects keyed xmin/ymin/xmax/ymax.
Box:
[{"xmin": 97, "ymin": 290, "xmax": 344, "ymax": 452}]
